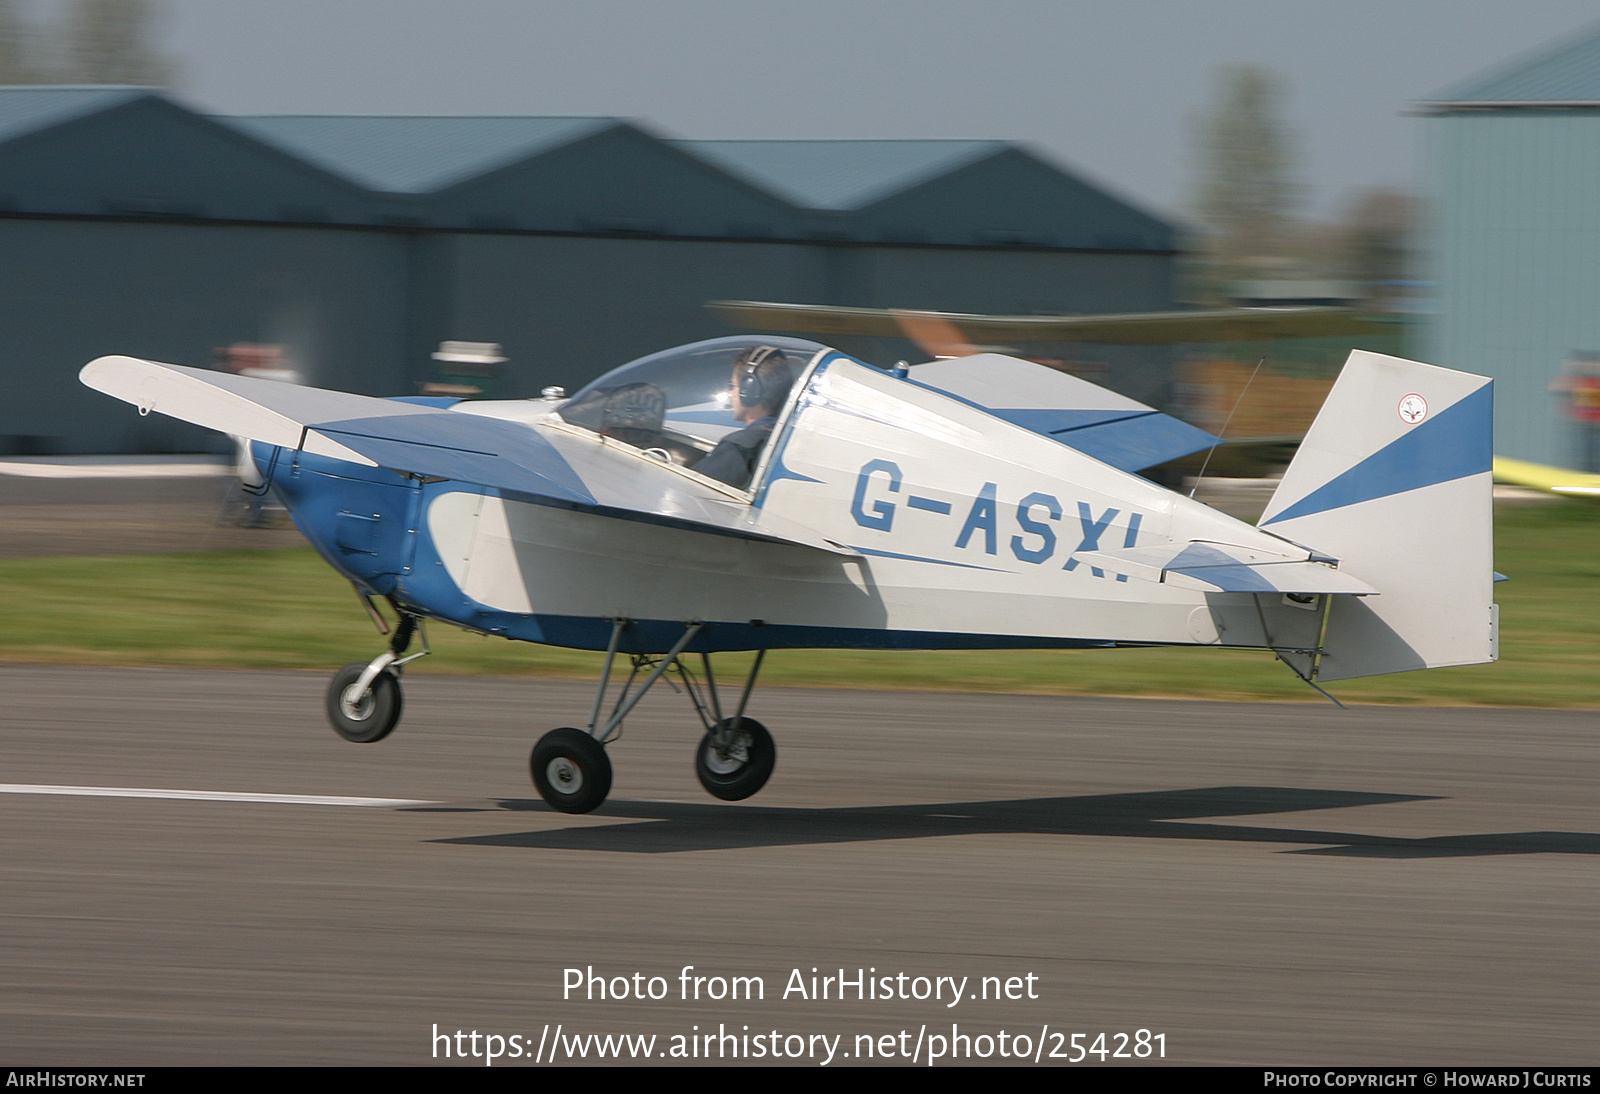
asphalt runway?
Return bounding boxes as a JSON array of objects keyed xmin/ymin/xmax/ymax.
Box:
[{"xmin": 1, "ymin": 665, "xmax": 1597, "ymax": 1066}]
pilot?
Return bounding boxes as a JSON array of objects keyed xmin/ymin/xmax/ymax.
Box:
[{"xmin": 694, "ymin": 345, "xmax": 795, "ymax": 490}]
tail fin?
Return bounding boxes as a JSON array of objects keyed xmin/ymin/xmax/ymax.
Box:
[{"xmin": 1259, "ymin": 350, "xmax": 1495, "ymax": 682}]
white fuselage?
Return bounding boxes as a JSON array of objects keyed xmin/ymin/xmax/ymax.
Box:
[{"xmin": 429, "ymin": 357, "xmax": 1313, "ymax": 651}]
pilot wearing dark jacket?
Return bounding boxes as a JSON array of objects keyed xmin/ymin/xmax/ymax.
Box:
[{"xmin": 694, "ymin": 345, "xmax": 795, "ymax": 490}]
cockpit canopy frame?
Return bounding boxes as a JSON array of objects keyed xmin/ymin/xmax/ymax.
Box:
[{"xmin": 558, "ymin": 335, "xmax": 829, "ymax": 481}]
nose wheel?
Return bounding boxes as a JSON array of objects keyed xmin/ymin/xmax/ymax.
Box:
[
  {"xmin": 325, "ymin": 609, "xmax": 427, "ymax": 744},
  {"xmin": 531, "ymin": 728, "xmax": 613, "ymax": 814},
  {"xmin": 325, "ymin": 662, "xmax": 403, "ymax": 743},
  {"xmin": 695, "ymin": 717, "xmax": 775, "ymax": 801}
]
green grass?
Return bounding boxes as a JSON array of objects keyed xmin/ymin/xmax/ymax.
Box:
[{"xmin": 2, "ymin": 501, "xmax": 1596, "ymax": 705}]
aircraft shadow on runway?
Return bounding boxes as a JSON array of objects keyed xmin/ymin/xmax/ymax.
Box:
[{"xmin": 424, "ymin": 785, "xmax": 1600, "ymax": 858}]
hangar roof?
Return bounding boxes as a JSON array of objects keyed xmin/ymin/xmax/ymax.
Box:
[
  {"xmin": 0, "ymin": 86, "xmax": 1175, "ymax": 249},
  {"xmin": 224, "ymin": 115, "xmax": 617, "ymax": 192},
  {"xmin": 672, "ymin": 139, "xmax": 1006, "ymax": 210},
  {"xmin": 0, "ymin": 86, "xmax": 145, "ymax": 142},
  {"xmin": 1424, "ymin": 20, "xmax": 1600, "ymax": 106}
]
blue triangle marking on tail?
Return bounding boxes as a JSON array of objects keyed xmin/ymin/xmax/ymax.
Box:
[{"xmin": 1262, "ymin": 383, "xmax": 1491, "ymax": 526}]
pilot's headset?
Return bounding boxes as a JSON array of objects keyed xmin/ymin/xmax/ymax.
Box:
[{"xmin": 735, "ymin": 345, "xmax": 785, "ymax": 410}]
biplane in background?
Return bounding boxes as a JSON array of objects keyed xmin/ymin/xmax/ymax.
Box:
[
  {"xmin": 707, "ymin": 298, "xmax": 1392, "ymax": 355},
  {"xmin": 710, "ymin": 299, "xmax": 1393, "ymax": 479},
  {"xmin": 81, "ymin": 331, "xmax": 1495, "ymax": 814}
]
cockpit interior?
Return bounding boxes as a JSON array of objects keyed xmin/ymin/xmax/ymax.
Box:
[{"xmin": 557, "ymin": 335, "xmax": 826, "ymax": 478}]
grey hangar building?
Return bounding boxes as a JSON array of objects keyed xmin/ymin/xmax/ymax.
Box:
[
  {"xmin": 1423, "ymin": 20, "xmax": 1600, "ymax": 469},
  {"xmin": 0, "ymin": 86, "xmax": 1179, "ymax": 456}
]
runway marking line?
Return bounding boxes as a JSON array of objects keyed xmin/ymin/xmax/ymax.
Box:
[{"xmin": 0, "ymin": 784, "xmax": 438, "ymax": 807}]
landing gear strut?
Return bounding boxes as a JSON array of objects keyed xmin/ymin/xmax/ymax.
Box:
[
  {"xmin": 325, "ymin": 611, "xmax": 430, "ymax": 743},
  {"xmin": 528, "ymin": 621, "xmax": 773, "ymax": 814}
]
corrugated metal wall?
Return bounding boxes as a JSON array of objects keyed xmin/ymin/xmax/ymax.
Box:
[
  {"xmin": 1427, "ymin": 110, "xmax": 1600, "ymax": 466},
  {"xmin": 0, "ymin": 91, "xmax": 1181, "ymax": 455},
  {"xmin": 0, "ymin": 218, "xmax": 1175, "ymax": 454},
  {"xmin": 0, "ymin": 218, "xmax": 408, "ymax": 454}
]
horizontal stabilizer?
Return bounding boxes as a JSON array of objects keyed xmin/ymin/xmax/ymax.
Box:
[{"xmin": 1073, "ymin": 541, "xmax": 1378, "ymax": 595}]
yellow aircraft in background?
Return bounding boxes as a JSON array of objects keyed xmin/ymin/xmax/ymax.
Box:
[{"xmin": 1493, "ymin": 457, "xmax": 1600, "ymax": 498}]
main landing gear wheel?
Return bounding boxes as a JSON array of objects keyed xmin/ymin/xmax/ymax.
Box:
[
  {"xmin": 695, "ymin": 717, "xmax": 775, "ymax": 801},
  {"xmin": 532, "ymin": 728, "xmax": 613, "ymax": 814},
  {"xmin": 325, "ymin": 662, "xmax": 403, "ymax": 743}
]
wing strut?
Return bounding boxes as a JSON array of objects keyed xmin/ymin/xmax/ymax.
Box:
[
  {"xmin": 1189, "ymin": 357, "xmax": 1265, "ymax": 498},
  {"xmin": 588, "ymin": 622, "xmax": 705, "ymax": 744}
]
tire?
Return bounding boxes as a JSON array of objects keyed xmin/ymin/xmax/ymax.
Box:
[
  {"xmin": 325, "ymin": 662, "xmax": 403, "ymax": 743},
  {"xmin": 694, "ymin": 717, "xmax": 775, "ymax": 801},
  {"xmin": 531, "ymin": 728, "xmax": 613, "ymax": 814}
]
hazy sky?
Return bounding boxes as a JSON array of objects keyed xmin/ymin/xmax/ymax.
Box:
[{"xmin": 84, "ymin": 1, "xmax": 1600, "ymax": 223}]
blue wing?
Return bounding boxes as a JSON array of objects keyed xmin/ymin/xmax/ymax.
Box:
[
  {"xmin": 81, "ymin": 355, "xmax": 855, "ymax": 557},
  {"xmin": 311, "ymin": 413, "xmax": 596, "ymax": 505}
]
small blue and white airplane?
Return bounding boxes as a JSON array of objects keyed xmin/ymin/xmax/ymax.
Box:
[{"xmin": 81, "ymin": 336, "xmax": 1496, "ymax": 813}]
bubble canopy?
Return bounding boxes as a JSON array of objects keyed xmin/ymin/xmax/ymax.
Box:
[{"xmin": 558, "ymin": 336, "xmax": 827, "ymax": 458}]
